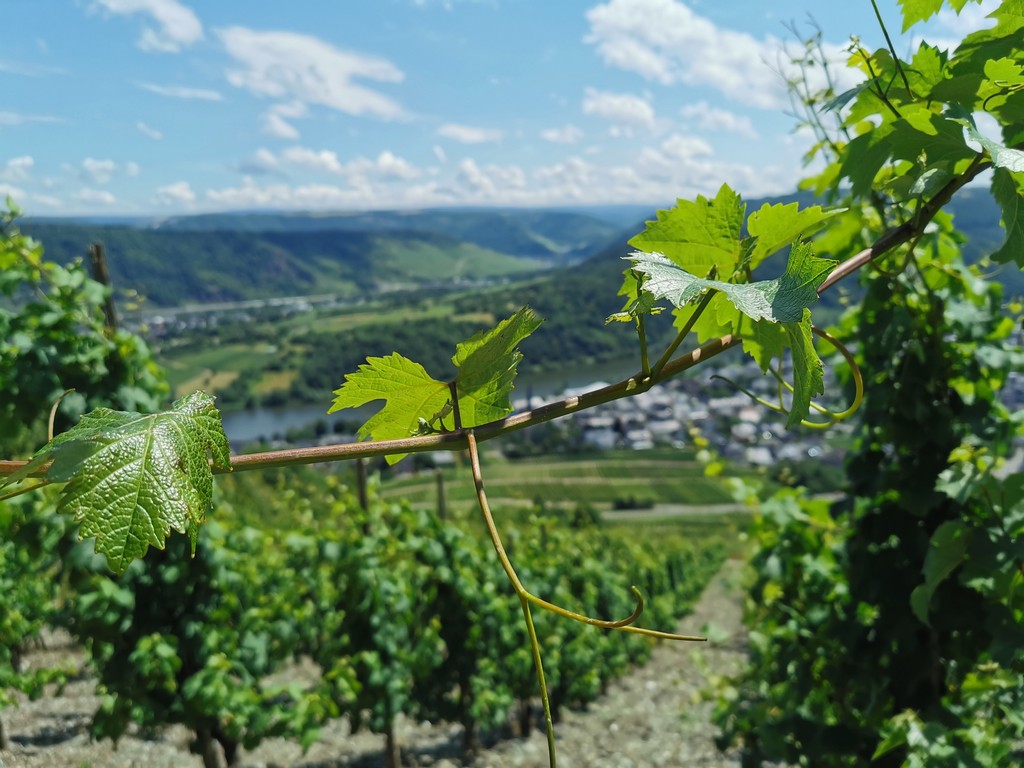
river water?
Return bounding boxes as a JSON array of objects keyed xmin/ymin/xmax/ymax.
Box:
[{"xmin": 219, "ymin": 357, "xmax": 639, "ymax": 445}]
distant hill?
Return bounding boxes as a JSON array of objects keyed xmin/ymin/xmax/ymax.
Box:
[
  {"xmin": 23, "ymin": 208, "xmax": 620, "ymax": 307},
  {"xmin": 22, "ymin": 224, "xmax": 550, "ymax": 307},
  {"xmin": 150, "ymin": 208, "xmax": 620, "ymax": 264},
  {"xmin": 450, "ymin": 189, "xmax": 1015, "ymax": 373},
  {"xmin": 22, "ymin": 192, "xmax": 1015, "ymax": 312}
]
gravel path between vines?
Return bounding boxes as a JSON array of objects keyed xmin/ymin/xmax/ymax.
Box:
[{"xmin": 1, "ymin": 559, "xmax": 747, "ymax": 768}]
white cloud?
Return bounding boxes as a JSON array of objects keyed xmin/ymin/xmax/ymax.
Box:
[
  {"xmin": 582, "ymin": 88, "xmax": 655, "ymax": 132},
  {"xmin": 585, "ymin": 0, "xmax": 853, "ymax": 110},
  {"xmin": 0, "ymin": 183, "xmax": 27, "ymax": 200},
  {"xmin": 125, "ymin": 162, "xmax": 141, "ymax": 176},
  {"xmin": 680, "ymin": 101, "xmax": 758, "ymax": 139},
  {"xmin": 76, "ymin": 188, "xmax": 118, "ymax": 205},
  {"xmin": 541, "ymin": 124, "xmax": 584, "ymax": 144},
  {"xmin": 206, "ymin": 177, "xmax": 368, "ymax": 209},
  {"xmin": 374, "ymin": 151, "xmax": 419, "ymax": 180},
  {"xmin": 0, "ymin": 59, "xmax": 67, "ymax": 77},
  {"xmin": 1, "ymin": 156, "xmax": 34, "ymax": 182},
  {"xmin": 235, "ymin": 148, "xmax": 284, "ymax": 177},
  {"xmin": 433, "ymin": 145, "xmax": 447, "ymax": 163},
  {"xmin": 0, "ymin": 111, "xmax": 63, "ymax": 126},
  {"xmin": 29, "ymin": 194, "xmax": 63, "ymax": 208},
  {"xmin": 281, "ymin": 146, "xmax": 346, "ymax": 174},
  {"xmin": 261, "ymin": 146, "xmax": 421, "ymax": 181},
  {"xmin": 81, "ymin": 158, "xmax": 119, "ymax": 184},
  {"xmin": 219, "ymin": 27, "xmax": 405, "ymax": 121},
  {"xmin": 138, "ymin": 82, "xmax": 223, "ymax": 101},
  {"xmin": 437, "ymin": 123, "xmax": 503, "ymax": 144},
  {"xmin": 137, "ymin": 121, "xmax": 163, "ymax": 139},
  {"xmin": 936, "ymin": 0, "xmax": 998, "ymax": 35},
  {"xmin": 659, "ymin": 133, "xmax": 713, "ymax": 160},
  {"xmin": 156, "ymin": 180, "xmax": 195, "ymax": 205},
  {"xmin": 93, "ymin": 0, "xmax": 203, "ymax": 52},
  {"xmin": 261, "ymin": 101, "xmax": 308, "ymax": 139}
]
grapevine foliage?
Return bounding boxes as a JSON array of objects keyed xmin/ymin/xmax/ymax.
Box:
[
  {"xmin": 713, "ymin": 1, "xmax": 1024, "ymax": 766},
  {"xmin": 329, "ymin": 306, "xmax": 541, "ymax": 462},
  {"xmin": 2, "ymin": 392, "xmax": 230, "ymax": 574}
]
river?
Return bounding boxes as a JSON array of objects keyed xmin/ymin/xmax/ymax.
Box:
[{"xmin": 219, "ymin": 357, "xmax": 640, "ymax": 445}]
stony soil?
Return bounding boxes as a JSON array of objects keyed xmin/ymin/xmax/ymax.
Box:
[{"xmin": 0, "ymin": 559, "xmax": 747, "ymax": 768}]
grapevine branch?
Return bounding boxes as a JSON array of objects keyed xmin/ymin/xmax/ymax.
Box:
[
  {"xmin": 0, "ymin": 147, "xmax": 994, "ymax": 484},
  {"xmin": 0, "ymin": 158, "xmax": 990, "ymax": 486}
]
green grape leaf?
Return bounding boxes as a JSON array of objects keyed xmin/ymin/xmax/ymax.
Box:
[
  {"xmin": 627, "ymin": 242, "xmax": 836, "ymax": 324},
  {"xmin": 784, "ymin": 311, "xmax": 824, "ymax": 428},
  {"xmin": 330, "ymin": 307, "xmax": 541, "ymax": 464},
  {"xmin": 329, "ymin": 353, "xmax": 450, "ymax": 462},
  {"xmin": 746, "ymin": 202, "xmax": 841, "ymax": 271},
  {"xmin": 959, "ymin": 120, "xmax": 1024, "ymax": 172},
  {"xmin": 608, "ymin": 269, "xmax": 664, "ymax": 323},
  {"xmin": 991, "ymin": 167, "xmax": 1024, "ymax": 266},
  {"xmin": 628, "ymin": 184, "xmax": 745, "ymax": 274},
  {"xmin": 897, "ymin": 0, "xmax": 974, "ymax": 31},
  {"xmin": 452, "ymin": 306, "xmax": 542, "ymax": 426},
  {"xmin": 672, "ymin": 291, "xmax": 733, "ymax": 341},
  {"xmin": 25, "ymin": 392, "xmax": 230, "ymax": 575},
  {"xmin": 839, "ymin": 127, "xmax": 896, "ymax": 198},
  {"xmin": 743, "ymin": 319, "xmax": 788, "ymax": 373},
  {"xmin": 910, "ymin": 520, "xmax": 971, "ymax": 626}
]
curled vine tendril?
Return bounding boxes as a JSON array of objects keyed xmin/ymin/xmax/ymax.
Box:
[
  {"xmin": 461, "ymin": 385, "xmax": 705, "ymax": 768},
  {"xmin": 712, "ymin": 326, "xmax": 864, "ymax": 429}
]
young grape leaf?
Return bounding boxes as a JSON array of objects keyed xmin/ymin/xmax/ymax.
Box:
[
  {"xmin": 896, "ymin": 0, "xmax": 969, "ymax": 31},
  {"xmin": 910, "ymin": 520, "xmax": 971, "ymax": 626},
  {"xmin": 329, "ymin": 353, "xmax": 450, "ymax": 460},
  {"xmin": 991, "ymin": 168, "xmax": 1024, "ymax": 266},
  {"xmin": 627, "ymin": 242, "xmax": 836, "ymax": 324},
  {"xmin": 18, "ymin": 391, "xmax": 230, "ymax": 575},
  {"xmin": 452, "ymin": 306, "xmax": 542, "ymax": 425},
  {"xmin": 959, "ymin": 120, "xmax": 1024, "ymax": 172},
  {"xmin": 628, "ymin": 184, "xmax": 745, "ymax": 274},
  {"xmin": 742, "ymin": 318, "xmax": 788, "ymax": 373},
  {"xmin": 330, "ymin": 307, "xmax": 542, "ymax": 464},
  {"xmin": 607, "ymin": 269, "xmax": 664, "ymax": 323},
  {"xmin": 629, "ymin": 246, "xmax": 834, "ymax": 426},
  {"xmin": 784, "ymin": 311, "xmax": 825, "ymax": 428},
  {"xmin": 746, "ymin": 202, "xmax": 841, "ymax": 271}
]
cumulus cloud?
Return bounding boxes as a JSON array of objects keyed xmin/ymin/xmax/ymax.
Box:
[
  {"xmin": 936, "ymin": 0, "xmax": 998, "ymax": 35},
  {"xmin": 680, "ymin": 101, "xmax": 758, "ymax": 139},
  {"xmin": 455, "ymin": 159, "xmax": 525, "ymax": 197},
  {"xmin": 206, "ymin": 177, "xmax": 366, "ymax": 209},
  {"xmin": 584, "ymin": 0, "xmax": 854, "ymax": 110},
  {"xmin": 582, "ymin": 88, "xmax": 656, "ymax": 133},
  {"xmin": 437, "ymin": 123, "xmax": 503, "ymax": 143},
  {"xmin": 0, "ymin": 183, "xmax": 27, "ymax": 200},
  {"xmin": 1, "ymin": 156, "xmax": 34, "ymax": 182},
  {"xmin": 76, "ymin": 188, "xmax": 118, "ymax": 205},
  {"xmin": 93, "ymin": 0, "xmax": 203, "ymax": 52},
  {"xmin": 281, "ymin": 146, "xmax": 345, "ymax": 174},
  {"xmin": 138, "ymin": 82, "xmax": 223, "ymax": 101},
  {"xmin": 137, "ymin": 121, "xmax": 163, "ymax": 139},
  {"xmin": 540, "ymin": 124, "xmax": 584, "ymax": 144},
  {"xmin": 81, "ymin": 158, "xmax": 119, "ymax": 184},
  {"xmin": 156, "ymin": 180, "xmax": 196, "ymax": 205},
  {"xmin": 255, "ymin": 146, "xmax": 421, "ymax": 182},
  {"xmin": 373, "ymin": 150, "xmax": 419, "ymax": 180},
  {"xmin": 261, "ymin": 101, "xmax": 308, "ymax": 139},
  {"xmin": 219, "ymin": 27, "xmax": 405, "ymax": 121},
  {"xmin": 72, "ymin": 158, "xmax": 140, "ymax": 184}
]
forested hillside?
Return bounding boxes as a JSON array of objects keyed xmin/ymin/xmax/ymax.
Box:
[{"xmin": 22, "ymin": 224, "xmax": 546, "ymax": 307}]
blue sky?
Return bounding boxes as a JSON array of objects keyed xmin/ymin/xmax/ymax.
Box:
[{"xmin": 0, "ymin": 0, "xmax": 998, "ymax": 216}]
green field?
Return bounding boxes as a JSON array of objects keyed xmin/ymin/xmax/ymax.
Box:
[{"xmin": 377, "ymin": 449, "xmax": 741, "ymax": 511}]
